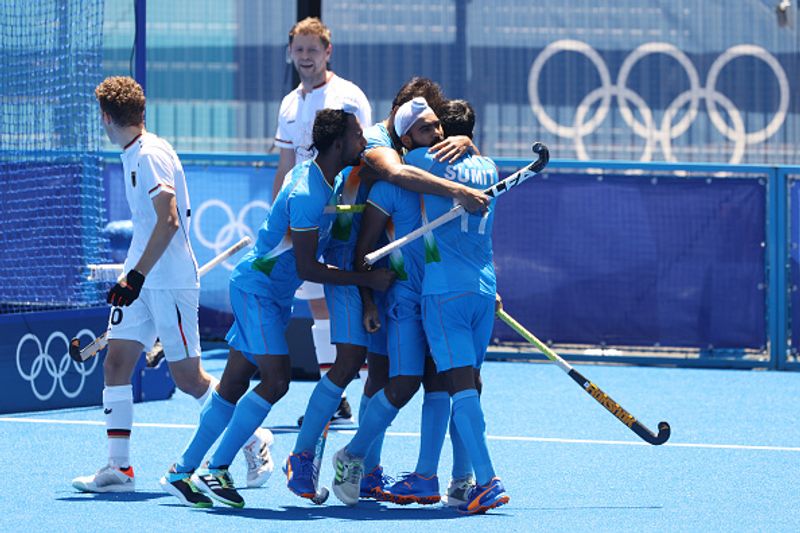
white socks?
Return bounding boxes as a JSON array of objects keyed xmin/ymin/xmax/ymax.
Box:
[
  {"xmin": 104, "ymin": 384, "xmax": 133, "ymax": 468},
  {"xmin": 196, "ymin": 375, "xmax": 220, "ymax": 405}
]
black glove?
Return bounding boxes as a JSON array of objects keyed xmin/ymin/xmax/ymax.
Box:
[{"xmin": 107, "ymin": 269, "xmax": 145, "ymax": 307}]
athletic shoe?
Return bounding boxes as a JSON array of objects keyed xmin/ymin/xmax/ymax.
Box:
[
  {"xmin": 331, "ymin": 396, "xmax": 354, "ymax": 425},
  {"xmin": 243, "ymin": 427, "xmax": 275, "ymax": 488},
  {"xmin": 360, "ymin": 465, "xmax": 393, "ymax": 500},
  {"xmin": 443, "ymin": 475, "xmax": 476, "ymax": 507},
  {"xmin": 159, "ymin": 465, "xmax": 213, "ymax": 508},
  {"xmin": 193, "ymin": 466, "xmax": 244, "ymax": 508},
  {"xmin": 284, "ymin": 451, "xmax": 319, "ymax": 500},
  {"xmin": 383, "ymin": 472, "xmax": 440, "ymax": 505},
  {"xmin": 72, "ymin": 464, "xmax": 135, "ymax": 493},
  {"xmin": 331, "ymin": 447, "xmax": 364, "ymax": 506},
  {"xmin": 297, "ymin": 396, "xmax": 355, "ymax": 427},
  {"xmin": 456, "ymin": 477, "xmax": 510, "ymax": 515},
  {"xmin": 145, "ymin": 341, "xmax": 165, "ymax": 367}
]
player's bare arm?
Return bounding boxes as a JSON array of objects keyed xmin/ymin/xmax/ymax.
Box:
[
  {"xmin": 429, "ymin": 135, "xmax": 480, "ymax": 163},
  {"xmin": 354, "ymin": 203, "xmax": 390, "ymax": 332},
  {"xmin": 132, "ymin": 191, "xmax": 181, "ymax": 276},
  {"xmin": 363, "ymin": 145, "xmax": 489, "ymax": 213},
  {"xmin": 292, "ymin": 228, "xmax": 395, "ymax": 292},
  {"xmin": 272, "ymin": 148, "xmax": 296, "ymax": 200}
]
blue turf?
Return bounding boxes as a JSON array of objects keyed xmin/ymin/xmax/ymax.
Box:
[{"xmin": 2, "ymin": 358, "xmax": 800, "ymax": 532}]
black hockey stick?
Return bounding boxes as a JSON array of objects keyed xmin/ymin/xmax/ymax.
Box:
[{"xmin": 497, "ymin": 307, "xmax": 670, "ymax": 445}]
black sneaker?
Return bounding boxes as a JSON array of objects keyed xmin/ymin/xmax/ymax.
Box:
[
  {"xmin": 192, "ymin": 467, "xmax": 244, "ymax": 508},
  {"xmin": 146, "ymin": 340, "xmax": 165, "ymax": 368},
  {"xmin": 331, "ymin": 396, "xmax": 354, "ymax": 425},
  {"xmin": 159, "ymin": 465, "xmax": 213, "ymax": 508},
  {"xmin": 297, "ymin": 396, "xmax": 355, "ymax": 427}
]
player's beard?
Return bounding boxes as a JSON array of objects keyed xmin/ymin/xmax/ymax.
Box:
[
  {"xmin": 410, "ymin": 132, "xmax": 443, "ymax": 151},
  {"xmin": 342, "ymin": 150, "xmax": 362, "ymax": 168}
]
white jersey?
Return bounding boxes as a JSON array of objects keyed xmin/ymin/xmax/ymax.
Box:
[
  {"xmin": 120, "ymin": 131, "xmax": 199, "ymax": 289},
  {"xmin": 275, "ymin": 73, "xmax": 372, "ymax": 167}
]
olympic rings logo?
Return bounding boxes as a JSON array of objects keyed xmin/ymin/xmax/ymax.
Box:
[
  {"xmin": 16, "ymin": 330, "xmax": 100, "ymax": 401},
  {"xmin": 193, "ymin": 199, "xmax": 268, "ymax": 269},
  {"xmin": 528, "ymin": 40, "xmax": 790, "ymax": 163}
]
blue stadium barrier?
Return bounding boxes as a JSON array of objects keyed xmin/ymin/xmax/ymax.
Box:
[{"xmin": 99, "ymin": 153, "xmax": 800, "ymax": 370}]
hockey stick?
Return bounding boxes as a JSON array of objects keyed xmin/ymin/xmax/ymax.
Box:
[
  {"xmin": 364, "ymin": 142, "xmax": 549, "ymax": 265},
  {"xmin": 496, "ymin": 307, "xmax": 671, "ymax": 445},
  {"xmin": 69, "ymin": 236, "xmax": 252, "ymax": 363},
  {"xmin": 310, "ymin": 421, "xmax": 332, "ymax": 504}
]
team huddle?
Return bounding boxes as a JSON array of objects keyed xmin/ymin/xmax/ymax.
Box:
[{"xmin": 72, "ymin": 17, "xmax": 508, "ymax": 515}]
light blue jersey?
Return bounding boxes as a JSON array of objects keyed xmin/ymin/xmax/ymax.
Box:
[
  {"xmin": 366, "ymin": 180, "xmax": 427, "ymax": 376},
  {"xmin": 403, "ymin": 148, "xmax": 499, "ymax": 297},
  {"xmin": 367, "ymin": 180, "xmax": 425, "ymax": 300},
  {"xmin": 230, "ymin": 159, "xmax": 342, "ymax": 301}
]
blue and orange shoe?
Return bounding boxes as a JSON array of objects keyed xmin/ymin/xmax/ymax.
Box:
[
  {"xmin": 284, "ymin": 451, "xmax": 319, "ymax": 500},
  {"xmin": 360, "ymin": 465, "xmax": 393, "ymax": 500},
  {"xmin": 456, "ymin": 477, "xmax": 509, "ymax": 515},
  {"xmin": 383, "ymin": 472, "xmax": 440, "ymax": 505}
]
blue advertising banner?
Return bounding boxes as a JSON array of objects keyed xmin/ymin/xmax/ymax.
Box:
[
  {"xmin": 1, "ymin": 307, "xmax": 108, "ymax": 414},
  {"xmin": 492, "ymin": 170, "xmax": 767, "ymax": 349}
]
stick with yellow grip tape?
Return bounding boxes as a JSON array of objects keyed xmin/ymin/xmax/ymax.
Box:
[{"xmin": 496, "ymin": 305, "xmax": 670, "ymax": 445}]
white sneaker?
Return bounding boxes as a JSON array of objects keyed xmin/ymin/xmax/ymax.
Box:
[
  {"xmin": 72, "ymin": 465, "xmax": 135, "ymax": 493},
  {"xmin": 243, "ymin": 427, "xmax": 274, "ymax": 488},
  {"xmin": 443, "ymin": 475, "xmax": 476, "ymax": 507},
  {"xmin": 332, "ymin": 447, "xmax": 363, "ymax": 506}
]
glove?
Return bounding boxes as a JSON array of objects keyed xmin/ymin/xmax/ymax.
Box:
[{"xmin": 107, "ymin": 269, "xmax": 145, "ymax": 307}]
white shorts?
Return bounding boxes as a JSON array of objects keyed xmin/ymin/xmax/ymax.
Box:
[
  {"xmin": 294, "ymin": 280, "xmax": 325, "ymax": 300},
  {"xmin": 107, "ymin": 288, "xmax": 201, "ymax": 362}
]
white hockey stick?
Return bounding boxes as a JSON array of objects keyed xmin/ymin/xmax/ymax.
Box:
[
  {"xmin": 87, "ymin": 263, "xmax": 125, "ymax": 282},
  {"xmin": 364, "ymin": 143, "xmax": 549, "ymax": 265},
  {"xmin": 69, "ymin": 236, "xmax": 252, "ymax": 363}
]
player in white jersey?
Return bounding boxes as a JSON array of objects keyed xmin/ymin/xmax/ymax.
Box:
[
  {"xmin": 72, "ymin": 77, "xmax": 272, "ymax": 495},
  {"xmin": 273, "ymin": 17, "xmax": 373, "ymax": 425}
]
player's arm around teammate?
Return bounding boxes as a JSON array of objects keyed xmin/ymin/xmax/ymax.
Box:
[
  {"xmin": 284, "ymin": 110, "xmax": 396, "ymax": 501},
  {"xmin": 411, "ymin": 100, "xmax": 508, "ymax": 514},
  {"xmin": 361, "ymin": 77, "xmax": 488, "ymax": 214}
]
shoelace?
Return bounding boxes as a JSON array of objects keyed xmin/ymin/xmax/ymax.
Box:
[
  {"xmin": 244, "ymin": 447, "xmax": 258, "ymax": 470},
  {"xmin": 297, "ymin": 454, "xmax": 319, "ymax": 482},
  {"xmin": 394, "ymin": 472, "xmax": 417, "ymax": 489},
  {"xmin": 345, "ymin": 460, "xmax": 364, "ymax": 485}
]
